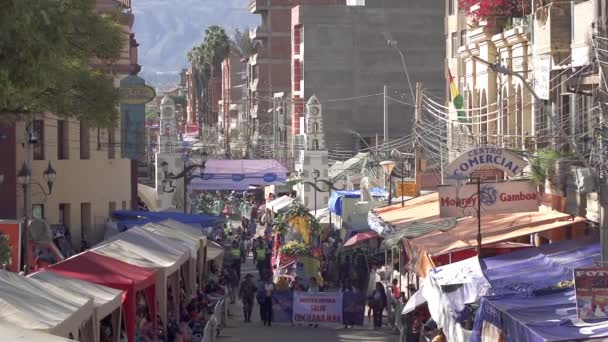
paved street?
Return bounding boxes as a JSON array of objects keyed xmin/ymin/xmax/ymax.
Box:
[{"xmin": 218, "ymin": 253, "xmax": 399, "ymax": 342}]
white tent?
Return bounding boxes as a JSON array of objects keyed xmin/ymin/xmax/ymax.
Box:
[
  {"xmin": 0, "ymin": 323, "xmax": 77, "ymax": 341},
  {"xmin": 92, "ymin": 229, "xmax": 190, "ymax": 332},
  {"xmin": 139, "ymin": 222, "xmax": 199, "ymax": 296},
  {"xmin": 30, "ymin": 271, "xmax": 123, "ymax": 342},
  {"xmin": 0, "ymin": 270, "xmax": 95, "ymax": 340},
  {"xmin": 267, "ymin": 195, "xmax": 294, "ymax": 213}
]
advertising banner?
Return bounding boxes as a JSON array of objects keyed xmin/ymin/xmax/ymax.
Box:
[
  {"xmin": 438, "ymin": 180, "xmax": 539, "ymax": 217},
  {"xmin": 293, "ymin": 291, "xmax": 343, "ymax": 324},
  {"xmin": 0, "ymin": 221, "xmax": 21, "ymax": 272},
  {"xmin": 574, "ymin": 267, "xmax": 608, "ymax": 320}
]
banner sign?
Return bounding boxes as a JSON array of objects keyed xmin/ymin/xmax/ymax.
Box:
[
  {"xmin": 445, "ymin": 146, "xmax": 527, "ymax": 185},
  {"xmin": 272, "ymin": 291, "xmax": 294, "ymax": 323},
  {"xmin": 575, "ymin": 267, "xmax": 608, "ymax": 319},
  {"xmin": 0, "ymin": 221, "xmax": 21, "ymax": 272},
  {"xmin": 533, "ymin": 54, "xmax": 551, "ymax": 100},
  {"xmin": 438, "ymin": 180, "xmax": 539, "ymax": 217},
  {"xmin": 396, "ymin": 182, "xmax": 417, "ymax": 197},
  {"xmin": 120, "ymin": 75, "xmax": 153, "ymax": 160},
  {"xmin": 342, "ymin": 291, "xmax": 366, "ymax": 325},
  {"xmin": 293, "ymin": 291, "xmax": 343, "ymax": 324}
]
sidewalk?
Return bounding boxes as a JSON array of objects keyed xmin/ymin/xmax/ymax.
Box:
[{"xmin": 216, "ymin": 254, "xmax": 399, "ymax": 342}]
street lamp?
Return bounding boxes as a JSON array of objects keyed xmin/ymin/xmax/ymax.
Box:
[
  {"xmin": 311, "ymin": 169, "xmax": 321, "ymax": 213},
  {"xmin": 380, "ymin": 160, "xmax": 396, "ymax": 206},
  {"xmin": 385, "ymin": 36, "xmax": 416, "ymax": 102},
  {"xmin": 303, "ymin": 173, "xmax": 344, "ymax": 230},
  {"xmin": 173, "ymin": 151, "xmax": 209, "ymax": 213},
  {"xmin": 17, "ymin": 161, "xmax": 56, "ymax": 273}
]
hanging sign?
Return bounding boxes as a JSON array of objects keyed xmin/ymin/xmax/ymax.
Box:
[
  {"xmin": 120, "ymin": 75, "xmax": 154, "ymax": 159},
  {"xmin": 437, "ymin": 180, "xmax": 539, "ymax": 217},
  {"xmin": 292, "ymin": 291, "xmax": 343, "ymax": 324},
  {"xmin": 445, "ymin": 146, "xmax": 527, "ymax": 185},
  {"xmin": 575, "ymin": 267, "xmax": 608, "ymax": 319}
]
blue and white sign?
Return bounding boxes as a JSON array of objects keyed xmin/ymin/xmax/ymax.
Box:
[
  {"xmin": 445, "ymin": 146, "xmax": 527, "ymax": 185},
  {"xmin": 437, "ymin": 180, "xmax": 539, "ymax": 218}
]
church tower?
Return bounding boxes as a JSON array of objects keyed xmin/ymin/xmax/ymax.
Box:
[
  {"xmin": 303, "ymin": 95, "xmax": 325, "ymax": 150},
  {"xmin": 159, "ymin": 95, "xmax": 178, "ymax": 153}
]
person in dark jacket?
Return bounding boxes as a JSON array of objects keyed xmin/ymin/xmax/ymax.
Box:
[
  {"xmin": 369, "ymin": 282, "xmax": 388, "ymax": 330},
  {"xmin": 239, "ymin": 274, "xmax": 257, "ymax": 323}
]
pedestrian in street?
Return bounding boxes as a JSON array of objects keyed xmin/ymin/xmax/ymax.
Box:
[
  {"xmin": 239, "ymin": 274, "xmax": 257, "ymax": 323},
  {"xmin": 256, "ymin": 238, "xmax": 267, "ymax": 275},
  {"xmin": 257, "ymin": 273, "xmax": 275, "ymax": 327},
  {"xmin": 368, "ymin": 282, "xmax": 388, "ymax": 330},
  {"xmin": 231, "ymin": 240, "xmax": 242, "ymax": 284},
  {"xmin": 341, "ymin": 279, "xmax": 355, "ymax": 329}
]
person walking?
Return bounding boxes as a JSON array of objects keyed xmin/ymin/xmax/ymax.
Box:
[
  {"xmin": 258, "ymin": 274, "xmax": 275, "ymax": 327},
  {"xmin": 239, "ymin": 274, "xmax": 257, "ymax": 323},
  {"xmin": 341, "ymin": 279, "xmax": 355, "ymax": 329},
  {"xmin": 230, "ymin": 240, "xmax": 242, "ymax": 284},
  {"xmin": 369, "ymin": 282, "xmax": 388, "ymax": 330},
  {"xmin": 255, "ymin": 238, "xmax": 267, "ymax": 276}
]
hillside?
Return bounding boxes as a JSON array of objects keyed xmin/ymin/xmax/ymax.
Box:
[{"xmin": 132, "ymin": 0, "xmax": 259, "ymax": 87}]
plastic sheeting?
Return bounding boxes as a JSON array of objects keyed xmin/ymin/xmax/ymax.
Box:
[
  {"xmin": 112, "ymin": 210, "xmax": 221, "ymax": 231},
  {"xmin": 30, "ymin": 271, "xmax": 123, "ymax": 342},
  {"xmin": 0, "ymin": 270, "xmax": 94, "ymax": 340},
  {"xmin": 47, "ymin": 251, "xmax": 157, "ymax": 342},
  {"xmin": 188, "ymin": 159, "xmax": 289, "ymax": 190},
  {"xmin": 328, "ymin": 187, "xmax": 387, "ymax": 215}
]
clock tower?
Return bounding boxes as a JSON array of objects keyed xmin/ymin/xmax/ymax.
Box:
[
  {"xmin": 159, "ymin": 95, "xmax": 178, "ymax": 153},
  {"xmin": 303, "ymin": 95, "xmax": 325, "ymax": 150}
]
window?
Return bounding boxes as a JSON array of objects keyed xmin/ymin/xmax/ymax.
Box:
[
  {"xmin": 80, "ymin": 121, "xmax": 90, "ymax": 159},
  {"xmin": 80, "ymin": 203, "xmax": 91, "ymax": 243},
  {"xmin": 312, "ymin": 139, "xmax": 319, "ymax": 150},
  {"xmin": 294, "ymin": 25, "xmax": 302, "ymax": 55},
  {"xmin": 57, "ymin": 120, "xmax": 69, "ymax": 160},
  {"xmin": 59, "ymin": 203, "xmax": 71, "ymax": 228},
  {"xmin": 108, "ymin": 201, "xmax": 116, "ymax": 217},
  {"xmin": 449, "ymin": 0, "xmax": 455, "ymax": 15},
  {"xmin": 451, "ymin": 32, "xmax": 459, "ymax": 57},
  {"xmin": 313, "ymin": 122, "xmax": 319, "ymax": 134},
  {"xmin": 32, "ymin": 120, "xmax": 45, "ymax": 160},
  {"xmin": 32, "ymin": 204, "xmax": 44, "ymax": 219},
  {"xmin": 121, "ymin": 201, "xmax": 127, "ymax": 209},
  {"xmin": 460, "ymin": 30, "xmax": 467, "ymax": 47},
  {"xmin": 107, "ymin": 127, "xmax": 115, "ymax": 159}
]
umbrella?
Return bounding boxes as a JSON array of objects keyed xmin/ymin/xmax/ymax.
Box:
[{"xmin": 343, "ymin": 231, "xmax": 379, "ymax": 247}]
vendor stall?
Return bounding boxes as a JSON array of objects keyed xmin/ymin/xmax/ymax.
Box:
[
  {"xmin": 47, "ymin": 251, "xmax": 157, "ymax": 342},
  {"xmin": 91, "ymin": 229, "xmax": 190, "ymax": 335},
  {"xmin": 31, "ymin": 271, "xmax": 123, "ymax": 342},
  {"xmin": 0, "ymin": 270, "xmax": 95, "ymax": 340}
]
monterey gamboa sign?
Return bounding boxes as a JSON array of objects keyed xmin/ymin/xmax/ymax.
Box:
[
  {"xmin": 438, "ymin": 180, "xmax": 539, "ymax": 218},
  {"xmin": 445, "ymin": 146, "xmax": 527, "ymax": 185}
]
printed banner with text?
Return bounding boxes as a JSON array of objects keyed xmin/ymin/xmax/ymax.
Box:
[{"xmin": 293, "ymin": 291, "xmax": 343, "ymax": 324}]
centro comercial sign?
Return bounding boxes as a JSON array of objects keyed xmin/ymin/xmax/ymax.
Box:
[{"xmin": 445, "ymin": 146, "xmax": 527, "ymax": 184}]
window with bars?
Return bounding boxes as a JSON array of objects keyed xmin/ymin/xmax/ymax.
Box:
[{"xmin": 451, "ymin": 32, "xmax": 459, "ymax": 58}]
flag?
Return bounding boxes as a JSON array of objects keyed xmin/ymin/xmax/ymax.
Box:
[{"xmin": 448, "ymin": 69, "xmax": 468, "ymax": 123}]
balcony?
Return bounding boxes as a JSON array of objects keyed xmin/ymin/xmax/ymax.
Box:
[
  {"xmin": 249, "ymin": 0, "xmax": 268, "ymax": 13},
  {"xmin": 249, "ymin": 26, "xmax": 268, "ymax": 40}
]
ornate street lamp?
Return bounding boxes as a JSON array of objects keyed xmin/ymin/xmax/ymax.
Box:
[
  {"xmin": 173, "ymin": 151, "xmax": 209, "ymax": 213},
  {"xmin": 303, "ymin": 171, "xmax": 344, "ymax": 230},
  {"xmin": 311, "ymin": 169, "xmax": 321, "ymax": 213},
  {"xmin": 380, "ymin": 160, "xmax": 396, "ymax": 206}
]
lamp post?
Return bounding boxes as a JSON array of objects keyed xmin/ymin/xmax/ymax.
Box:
[
  {"xmin": 173, "ymin": 151, "xmax": 209, "ymax": 213},
  {"xmin": 302, "ymin": 174, "xmax": 344, "ymax": 230},
  {"xmin": 311, "ymin": 169, "xmax": 320, "ymax": 214},
  {"xmin": 391, "ymin": 149, "xmax": 414, "ymax": 207},
  {"xmin": 17, "ymin": 161, "xmax": 56, "ymax": 273},
  {"xmin": 380, "ymin": 160, "xmax": 396, "ymax": 206}
]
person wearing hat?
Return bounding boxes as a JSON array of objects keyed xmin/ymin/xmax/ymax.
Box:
[{"xmin": 239, "ymin": 274, "xmax": 257, "ymax": 323}]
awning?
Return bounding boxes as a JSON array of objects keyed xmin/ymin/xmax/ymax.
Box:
[
  {"xmin": 189, "ymin": 159, "xmax": 288, "ymax": 190},
  {"xmin": 0, "ymin": 270, "xmax": 94, "ymax": 339},
  {"xmin": 402, "ymin": 288, "xmax": 426, "ymax": 314},
  {"xmin": 0, "ymin": 323, "xmax": 77, "ymax": 342},
  {"xmin": 112, "ymin": 210, "xmax": 221, "ymax": 230},
  {"xmin": 267, "ymin": 195, "xmax": 294, "ymax": 213},
  {"xmin": 328, "ymin": 187, "xmax": 387, "ymax": 215},
  {"xmin": 137, "ymin": 183, "xmax": 158, "ymax": 211},
  {"xmin": 344, "ymin": 231, "xmax": 379, "ymax": 247}
]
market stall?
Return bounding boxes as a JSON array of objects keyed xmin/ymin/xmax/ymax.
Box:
[
  {"xmin": 91, "ymin": 231, "xmax": 190, "ymax": 333},
  {"xmin": 30, "ymin": 271, "xmax": 123, "ymax": 342},
  {"xmin": 47, "ymin": 251, "xmax": 157, "ymax": 342},
  {"xmin": 0, "ymin": 323, "xmax": 77, "ymax": 342},
  {"xmin": 0, "ymin": 270, "xmax": 95, "ymax": 340}
]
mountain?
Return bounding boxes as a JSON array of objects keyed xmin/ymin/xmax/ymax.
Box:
[{"xmin": 132, "ymin": 0, "xmax": 259, "ymax": 87}]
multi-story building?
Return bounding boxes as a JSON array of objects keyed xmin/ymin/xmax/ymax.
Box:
[
  {"xmin": 220, "ymin": 53, "xmax": 247, "ymax": 151},
  {"xmin": 291, "ymin": 0, "xmax": 445, "ymax": 152},
  {"xmin": 247, "ymin": 0, "xmax": 345, "ymax": 139},
  {"xmin": 0, "ymin": 0, "xmax": 140, "ymax": 248}
]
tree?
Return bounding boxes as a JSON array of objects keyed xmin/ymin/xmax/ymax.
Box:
[
  {"xmin": 232, "ymin": 28, "xmax": 255, "ymax": 56},
  {"xmin": 187, "ymin": 26, "xmax": 230, "ymax": 131},
  {"xmin": 0, "ymin": 0, "xmax": 125, "ymax": 127}
]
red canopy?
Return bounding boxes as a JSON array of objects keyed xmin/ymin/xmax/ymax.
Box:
[
  {"xmin": 47, "ymin": 251, "xmax": 157, "ymax": 342},
  {"xmin": 344, "ymin": 231, "xmax": 379, "ymax": 247}
]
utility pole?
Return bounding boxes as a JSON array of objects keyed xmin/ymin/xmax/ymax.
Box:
[
  {"xmin": 22, "ymin": 122, "xmax": 32, "ymax": 273},
  {"xmin": 383, "ymin": 84, "xmax": 388, "ymax": 157},
  {"xmin": 414, "ymin": 82, "xmax": 423, "ymax": 197}
]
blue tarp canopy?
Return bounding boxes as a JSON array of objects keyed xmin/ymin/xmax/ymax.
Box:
[
  {"xmin": 482, "ymin": 238, "xmax": 600, "ymax": 296},
  {"xmin": 471, "ymin": 238, "xmax": 603, "ymax": 342},
  {"xmin": 328, "ymin": 187, "xmax": 387, "ymax": 215},
  {"xmin": 112, "ymin": 210, "xmax": 222, "ymax": 232}
]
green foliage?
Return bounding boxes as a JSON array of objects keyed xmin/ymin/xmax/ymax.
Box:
[
  {"xmin": 279, "ymin": 240, "xmax": 310, "ymax": 257},
  {"xmin": 0, "ymin": 0, "xmax": 125, "ymax": 126},
  {"xmin": 284, "ymin": 201, "xmax": 321, "ymax": 236},
  {"xmin": 0, "ymin": 234, "xmax": 10, "ymax": 266},
  {"xmin": 273, "ymin": 215, "xmax": 288, "ymax": 236},
  {"xmin": 530, "ymin": 149, "xmax": 574, "ymax": 185}
]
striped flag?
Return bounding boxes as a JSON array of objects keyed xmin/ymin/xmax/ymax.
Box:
[{"xmin": 448, "ymin": 69, "xmax": 468, "ymax": 123}]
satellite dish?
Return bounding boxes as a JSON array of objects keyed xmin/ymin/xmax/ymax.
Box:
[{"xmin": 28, "ymin": 218, "xmax": 53, "ymax": 242}]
